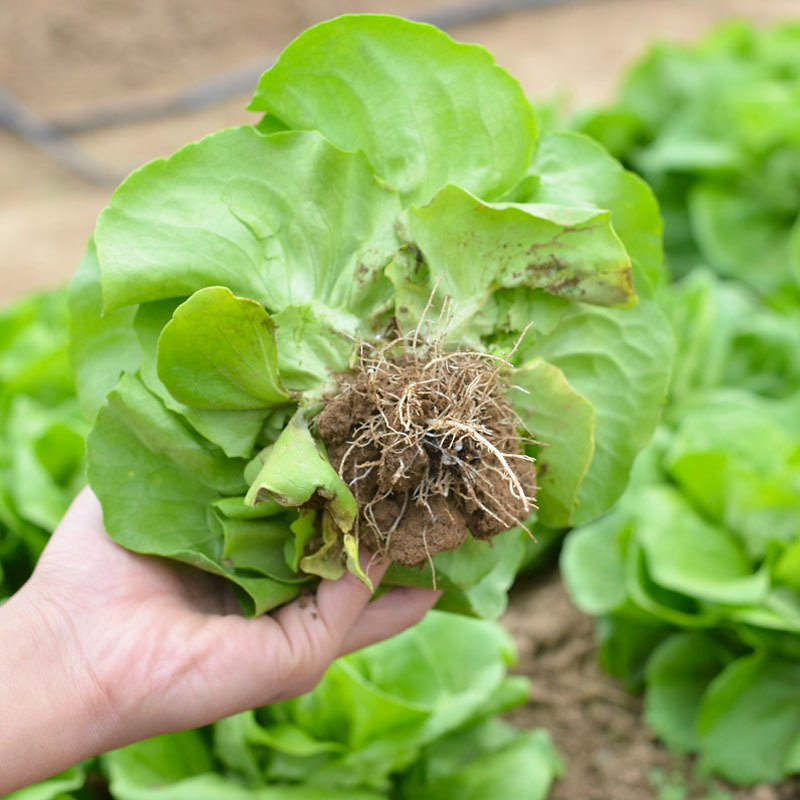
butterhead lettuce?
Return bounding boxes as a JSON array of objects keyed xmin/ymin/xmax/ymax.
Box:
[{"xmin": 71, "ymin": 15, "xmax": 673, "ymax": 617}]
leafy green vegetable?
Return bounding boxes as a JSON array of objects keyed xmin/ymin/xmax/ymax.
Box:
[
  {"xmin": 0, "ymin": 289, "xmax": 87, "ymax": 600},
  {"xmin": 248, "ymin": 15, "xmax": 537, "ymax": 206},
  {"xmin": 396, "ymin": 721, "xmax": 562, "ymax": 800},
  {"xmin": 562, "ymin": 388, "xmax": 800, "ymax": 784},
  {"xmin": 3, "ymin": 763, "xmax": 89, "ymax": 800},
  {"xmin": 73, "ymin": 14, "xmax": 671, "ymax": 616},
  {"xmin": 560, "ymin": 20, "xmax": 800, "ymax": 786},
  {"xmin": 157, "ymin": 287, "xmax": 290, "ymax": 410}
]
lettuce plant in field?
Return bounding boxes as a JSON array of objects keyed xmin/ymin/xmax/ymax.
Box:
[
  {"xmin": 8, "ymin": 613, "xmax": 562, "ymax": 800},
  {"xmin": 575, "ymin": 21, "xmax": 800, "ymax": 304},
  {"xmin": 0, "ymin": 289, "xmax": 87, "ymax": 600},
  {"xmin": 71, "ymin": 14, "xmax": 673, "ymax": 617},
  {"xmin": 562, "ymin": 269, "xmax": 800, "ymax": 786},
  {"xmin": 559, "ymin": 20, "xmax": 800, "ymax": 786}
]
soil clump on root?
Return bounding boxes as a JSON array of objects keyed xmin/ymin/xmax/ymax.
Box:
[{"xmin": 316, "ymin": 337, "xmax": 538, "ymax": 568}]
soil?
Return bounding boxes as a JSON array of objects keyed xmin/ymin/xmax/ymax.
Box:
[
  {"xmin": 317, "ymin": 346, "xmax": 536, "ymax": 566},
  {"xmin": 504, "ymin": 567, "xmax": 800, "ymax": 800}
]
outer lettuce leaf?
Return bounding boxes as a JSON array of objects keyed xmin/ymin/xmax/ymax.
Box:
[
  {"xmin": 434, "ymin": 529, "xmax": 526, "ymax": 619},
  {"xmin": 95, "ymin": 128, "xmax": 401, "ymax": 320},
  {"xmin": 249, "ymin": 15, "xmax": 536, "ymax": 206},
  {"xmin": 398, "ymin": 723, "xmax": 562, "ymax": 800},
  {"xmin": 224, "ymin": 612, "xmax": 530, "ymax": 791},
  {"xmin": 697, "ymin": 653, "xmax": 800, "ymax": 785},
  {"xmin": 385, "ymin": 527, "xmax": 520, "ymax": 595},
  {"xmin": 561, "ymin": 507, "xmax": 629, "ymax": 616},
  {"xmin": 513, "ymin": 130, "xmax": 673, "ymax": 523},
  {"xmin": 528, "ymin": 298, "xmax": 673, "ymax": 525},
  {"xmin": 510, "ymin": 358, "xmax": 595, "ymax": 528},
  {"xmin": 522, "ymin": 131, "xmax": 666, "ymax": 288},
  {"xmin": 69, "ymin": 240, "xmax": 141, "ymax": 422},
  {"xmin": 392, "ymin": 183, "xmax": 634, "ymax": 337},
  {"xmin": 106, "ymin": 730, "xmax": 378, "ymax": 799},
  {"xmin": 644, "ymin": 632, "xmax": 733, "ymax": 754},
  {"xmin": 88, "ymin": 373, "xmax": 299, "ymax": 615},
  {"xmin": 634, "ymin": 486, "xmax": 768, "ymax": 605}
]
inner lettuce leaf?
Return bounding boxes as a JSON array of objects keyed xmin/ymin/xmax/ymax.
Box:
[
  {"xmin": 73, "ymin": 14, "xmax": 673, "ymax": 616},
  {"xmin": 157, "ymin": 287, "xmax": 290, "ymax": 410}
]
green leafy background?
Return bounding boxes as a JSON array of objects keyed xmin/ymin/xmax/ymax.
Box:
[{"xmin": 562, "ymin": 19, "xmax": 800, "ymax": 787}]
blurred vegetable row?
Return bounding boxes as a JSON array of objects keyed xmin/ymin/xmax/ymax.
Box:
[{"xmin": 564, "ymin": 20, "xmax": 800, "ymax": 787}]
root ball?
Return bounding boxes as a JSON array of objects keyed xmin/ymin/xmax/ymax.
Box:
[{"xmin": 316, "ymin": 337, "xmax": 537, "ymax": 567}]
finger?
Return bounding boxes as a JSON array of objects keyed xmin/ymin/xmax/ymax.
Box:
[
  {"xmin": 50, "ymin": 486, "xmax": 104, "ymax": 541},
  {"xmin": 267, "ymin": 551, "xmax": 389, "ymax": 680},
  {"xmin": 338, "ymin": 585, "xmax": 442, "ymax": 656},
  {"xmin": 31, "ymin": 487, "xmax": 114, "ymax": 580}
]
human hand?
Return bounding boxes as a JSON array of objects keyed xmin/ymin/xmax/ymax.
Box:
[{"xmin": 0, "ymin": 488, "xmax": 440, "ymax": 792}]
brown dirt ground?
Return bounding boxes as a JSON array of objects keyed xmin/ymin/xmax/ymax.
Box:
[
  {"xmin": 3, "ymin": 1, "xmax": 800, "ymax": 797},
  {"xmin": 503, "ymin": 566, "xmax": 800, "ymax": 800}
]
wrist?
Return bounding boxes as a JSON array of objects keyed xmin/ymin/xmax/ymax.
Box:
[{"xmin": 0, "ymin": 585, "xmax": 116, "ymax": 792}]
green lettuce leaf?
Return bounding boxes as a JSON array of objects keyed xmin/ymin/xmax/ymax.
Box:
[
  {"xmin": 0, "ymin": 288, "xmax": 88, "ymax": 597},
  {"xmin": 522, "ymin": 131, "xmax": 666, "ymax": 288},
  {"xmin": 249, "ymin": 15, "xmax": 536, "ymax": 205},
  {"xmin": 697, "ymin": 653, "xmax": 800, "ymax": 785},
  {"xmin": 511, "ymin": 358, "xmax": 595, "ymax": 528},
  {"xmin": 644, "ymin": 632, "xmax": 734, "ymax": 754},
  {"xmin": 69, "ymin": 240, "xmax": 141, "ymax": 422},
  {"xmin": 237, "ymin": 611, "xmax": 529, "ymax": 791},
  {"xmin": 391, "ymin": 183, "xmax": 634, "ymax": 337},
  {"xmin": 528, "ymin": 297, "xmax": 674, "ymax": 525},
  {"xmin": 95, "ymin": 128, "xmax": 401, "ymax": 320},
  {"xmin": 135, "ymin": 300, "xmax": 270, "ymax": 459},
  {"xmin": 88, "ymin": 373, "xmax": 299, "ymax": 615},
  {"xmin": 398, "ymin": 721, "xmax": 562, "ymax": 800},
  {"xmin": 157, "ymin": 287, "xmax": 289, "ymax": 410}
]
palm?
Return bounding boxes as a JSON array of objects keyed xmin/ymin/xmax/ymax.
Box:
[{"xmin": 25, "ymin": 489, "xmax": 439, "ymax": 745}]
